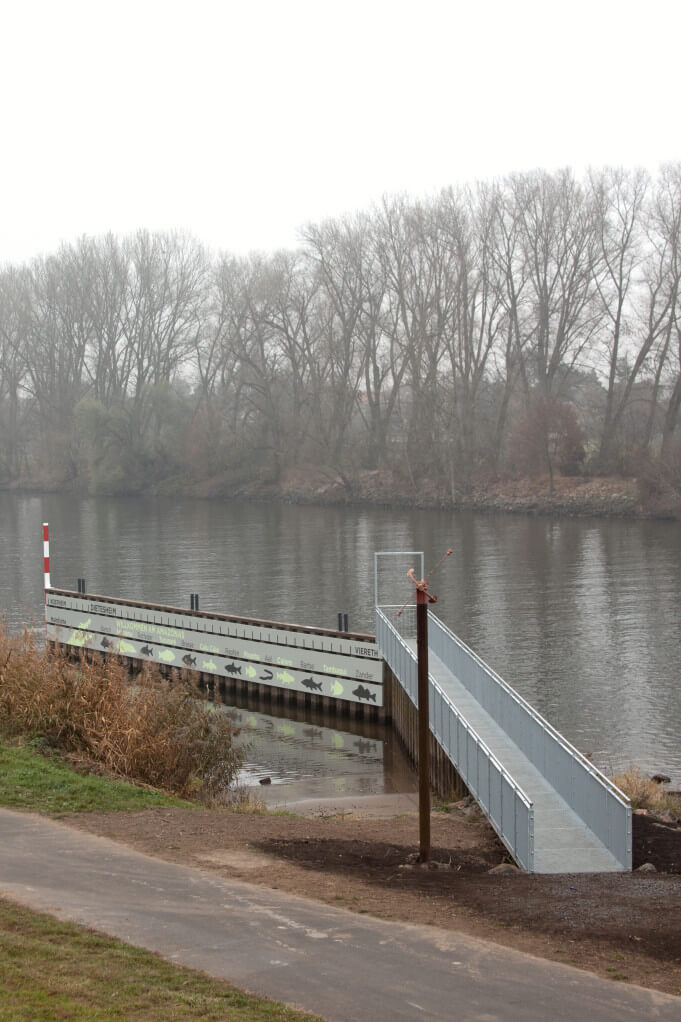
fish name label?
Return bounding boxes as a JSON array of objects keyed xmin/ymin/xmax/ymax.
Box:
[
  {"xmin": 45, "ymin": 593, "xmax": 384, "ymax": 706},
  {"xmin": 46, "ymin": 594, "xmax": 380, "ymax": 659}
]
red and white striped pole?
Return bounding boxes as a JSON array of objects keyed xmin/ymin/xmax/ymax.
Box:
[{"xmin": 42, "ymin": 522, "xmax": 51, "ymax": 594}]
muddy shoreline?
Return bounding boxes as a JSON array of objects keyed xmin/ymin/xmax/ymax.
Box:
[{"xmin": 5, "ymin": 468, "xmax": 679, "ymax": 520}]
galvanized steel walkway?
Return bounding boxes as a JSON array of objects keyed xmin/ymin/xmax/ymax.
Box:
[
  {"xmin": 375, "ymin": 549, "xmax": 630, "ymax": 874},
  {"xmin": 417, "ymin": 642, "xmax": 624, "ymax": 873}
]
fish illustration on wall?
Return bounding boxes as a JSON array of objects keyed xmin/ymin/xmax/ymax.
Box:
[
  {"xmin": 202, "ymin": 660, "xmax": 217, "ymax": 671},
  {"xmin": 118, "ymin": 640, "xmax": 137, "ymax": 655},
  {"xmin": 354, "ymin": 739, "xmax": 377, "ymax": 754},
  {"xmin": 301, "ymin": 677, "xmax": 323, "ymax": 692},
  {"xmin": 68, "ymin": 619, "xmax": 93, "ymax": 647},
  {"xmin": 158, "ymin": 649, "xmax": 176, "ymax": 663},
  {"xmin": 352, "ymin": 684, "xmax": 376, "ymax": 703},
  {"xmin": 225, "ymin": 663, "xmax": 242, "ymax": 675},
  {"xmin": 276, "ymin": 671, "xmax": 294, "ymax": 685},
  {"xmin": 244, "ymin": 665, "xmax": 257, "ymax": 679},
  {"xmin": 100, "ymin": 637, "xmax": 113, "ymax": 649},
  {"xmin": 260, "ymin": 669, "xmax": 273, "ymax": 681},
  {"xmin": 140, "ymin": 645, "xmax": 154, "ymax": 656},
  {"xmin": 330, "ymin": 680, "xmax": 344, "ymax": 697},
  {"xmin": 182, "ymin": 654, "xmax": 197, "ymax": 667}
]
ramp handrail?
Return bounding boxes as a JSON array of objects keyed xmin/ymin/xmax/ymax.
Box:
[
  {"xmin": 376, "ymin": 608, "xmax": 534, "ymax": 871},
  {"xmin": 428, "ymin": 615, "xmax": 632, "ymax": 870}
]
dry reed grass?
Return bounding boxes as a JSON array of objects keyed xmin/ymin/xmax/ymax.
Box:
[
  {"xmin": 611, "ymin": 766, "xmax": 678, "ymax": 811},
  {"xmin": 0, "ymin": 624, "xmax": 242, "ymax": 800}
]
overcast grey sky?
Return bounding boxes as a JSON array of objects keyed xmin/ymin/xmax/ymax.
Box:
[{"xmin": 1, "ymin": 0, "xmax": 679, "ymax": 265}]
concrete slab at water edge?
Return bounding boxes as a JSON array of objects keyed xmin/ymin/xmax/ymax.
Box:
[
  {"xmin": 268, "ymin": 792, "xmax": 420, "ymax": 818},
  {"xmin": 0, "ymin": 808, "xmax": 679, "ymax": 1022}
]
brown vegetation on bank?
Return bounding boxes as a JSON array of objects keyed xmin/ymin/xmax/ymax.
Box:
[
  {"xmin": 0, "ymin": 626, "xmax": 242, "ymax": 799},
  {"xmin": 179, "ymin": 464, "xmax": 678, "ymax": 519}
]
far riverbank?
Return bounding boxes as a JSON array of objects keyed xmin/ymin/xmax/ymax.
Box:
[
  {"xmin": 6, "ymin": 467, "xmax": 674, "ymax": 519},
  {"xmin": 165, "ymin": 467, "xmax": 671, "ymax": 520}
]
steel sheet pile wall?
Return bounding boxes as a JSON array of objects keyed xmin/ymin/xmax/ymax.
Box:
[
  {"xmin": 428, "ymin": 616, "xmax": 631, "ymax": 870},
  {"xmin": 376, "ymin": 608, "xmax": 534, "ymax": 871},
  {"xmin": 45, "ymin": 590, "xmax": 384, "ymax": 708}
]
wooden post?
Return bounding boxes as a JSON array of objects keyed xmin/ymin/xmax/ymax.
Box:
[{"xmin": 416, "ymin": 587, "xmax": 431, "ymax": 862}]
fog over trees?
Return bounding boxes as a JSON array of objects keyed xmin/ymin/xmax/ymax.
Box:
[{"xmin": 1, "ymin": 166, "xmax": 680, "ymax": 500}]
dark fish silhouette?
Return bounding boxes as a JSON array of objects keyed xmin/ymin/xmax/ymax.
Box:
[
  {"xmin": 303, "ymin": 727, "xmax": 323, "ymax": 739},
  {"xmin": 100, "ymin": 637, "xmax": 113, "ymax": 649},
  {"xmin": 354, "ymin": 739, "xmax": 377, "ymax": 754},
  {"xmin": 140, "ymin": 645, "xmax": 154, "ymax": 656},
  {"xmin": 352, "ymin": 684, "xmax": 376, "ymax": 703},
  {"xmin": 182, "ymin": 654, "xmax": 197, "ymax": 667},
  {"xmin": 260, "ymin": 669, "xmax": 273, "ymax": 681},
  {"xmin": 302, "ymin": 677, "xmax": 323, "ymax": 692},
  {"xmin": 225, "ymin": 663, "xmax": 242, "ymax": 675}
]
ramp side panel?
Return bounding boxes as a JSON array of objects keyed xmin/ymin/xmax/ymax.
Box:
[{"xmin": 428, "ymin": 616, "xmax": 632, "ymax": 871}]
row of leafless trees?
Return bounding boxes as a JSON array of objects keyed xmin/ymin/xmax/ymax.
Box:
[{"xmin": 1, "ymin": 166, "xmax": 680, "ymax": 496}]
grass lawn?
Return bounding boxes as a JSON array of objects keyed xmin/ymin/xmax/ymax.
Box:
[
  {"xmin": 0, "ymin": 897, "xmax": 323, "ymax": 1021},
  {"xmin": 0, "ymin": 742, "xmax": 194, "ymax": 814}
]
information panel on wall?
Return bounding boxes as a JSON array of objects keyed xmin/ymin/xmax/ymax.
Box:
[{"xmin": 45, "ymin": 591, "xmax": 384, "ymax": 707}]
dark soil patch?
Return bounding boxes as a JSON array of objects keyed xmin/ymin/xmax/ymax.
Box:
[
  {"xmin": 634, "ymin": 814, "xmax": 681, "ymax": 873},
  {"xmin": 256, "ymin": 835, "xmax": 501, "ymax": 877}
]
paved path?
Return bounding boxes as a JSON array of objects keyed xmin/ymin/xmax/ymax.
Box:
[{"xmin": 0, "ymin": 809, "xmax": 678, "ymax": 1022}]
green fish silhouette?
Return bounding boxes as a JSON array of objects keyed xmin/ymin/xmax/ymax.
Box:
[
  {"xmin": 158, "ymin": 649, "xmax": 176, "ymax": 663},
  {"xmin": 276, "ymin": 671, "xmax": 294, "ymax": 685},
  {"xmin": 67, "ymin": 628, "xmax": 92, "ymax": 648},
  {"xmin": 330, "ymin": 680, "xmax": 344, "ymax": 696},
  {"xmin": 244, "ymin": 665, "xmax": 257, "ymax": 679},
  {"xmin": 118, "ymin": 640, "xmax": 137, "ymax": 655},
  {"xmin": 202, "ymin": 660, "xmax": 217, "ymax": 671}
]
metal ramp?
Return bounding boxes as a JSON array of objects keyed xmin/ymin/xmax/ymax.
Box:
[
  {"xmin": 424, "ymin": 645, "xmax": 622, "ymax": 873},
  {"xmin": 375, "ymin": 551, "xmax": 632, "ymax": 874}
]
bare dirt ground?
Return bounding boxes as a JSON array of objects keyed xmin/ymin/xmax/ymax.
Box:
[{"xmin": 67, "ymin": 801, "xmax": 681, "ymax": 999}]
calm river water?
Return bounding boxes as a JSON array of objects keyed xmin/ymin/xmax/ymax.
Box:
[{"xmin": 2, "ymin": 491, "xmax": 680, "ymax": 785}]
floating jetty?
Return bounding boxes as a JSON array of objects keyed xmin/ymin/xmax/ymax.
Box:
[{"xmin": 45, "ymin": 588, "xmax": 386, "ymax": 719}]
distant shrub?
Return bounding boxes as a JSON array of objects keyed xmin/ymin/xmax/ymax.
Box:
[{"xmin": 511, "ymin": 396, "xmax": 586, "ymax": 479}]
